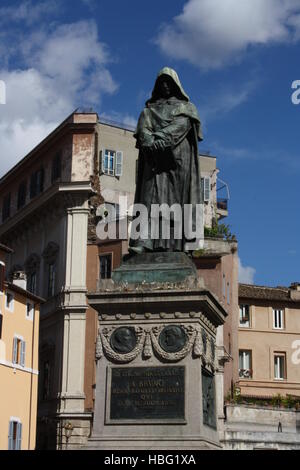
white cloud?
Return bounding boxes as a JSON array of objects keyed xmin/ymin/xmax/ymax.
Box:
[
  {"xmin": 0, "ymin": 19, "xmax": 118, "ymax": 176},
  {"xmin": 238, "ymin": 257, "xmax": 256, "ymax": 284},
  {"xmin": 0, "ymin": 0, "xmax": 58, "ymax": 26},
  {"xmin": 156, "ymin": 0, "xmax": 300, "ymax": 69}
]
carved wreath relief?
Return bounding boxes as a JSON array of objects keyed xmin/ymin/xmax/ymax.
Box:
[{"xmin": 96, "ymin": 323, "xmax": 216, "ymax": 370}]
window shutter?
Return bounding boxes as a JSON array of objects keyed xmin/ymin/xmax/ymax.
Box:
[
  {"xmin": 100, "ymin": 149, "xmax": 105, "ymax": 173},
  {"xmin": 16, "ymin": 422, "xmax": 22, "ymax": 450},
  {"xmin": 115, "ymin": 151, "xmax": 123, "ymax": 177},
  {"xmin": 8, "ymin": 421, "xmax": 14, "ymax": 450},
  {"xmin": 20, "ymin": 341, "xmax": 26, "ymax": 367},
  {"xmin": 204, "ymin": 177, "xmax": 210, "ymax": 202},
  {"xmin": 12, "ymin": 337, "xmax": 18, "ymax": 364}
]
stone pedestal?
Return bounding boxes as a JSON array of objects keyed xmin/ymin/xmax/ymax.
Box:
[{"xmin": 86, "ymin": 253, "xmax": 227, "ymax": 450}]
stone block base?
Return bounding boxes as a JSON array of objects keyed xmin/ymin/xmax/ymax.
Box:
[{"xmin": 85, "ymin": 437, "xmax": 221, "ymax": 450}]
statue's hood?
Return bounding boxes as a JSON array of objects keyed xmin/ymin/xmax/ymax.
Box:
[{"xmin": 148, "ymin": 67, "xmax": 190, "ymax": 104}]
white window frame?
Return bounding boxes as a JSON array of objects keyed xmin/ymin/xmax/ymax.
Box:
[
  {"xmin": 8, "ymin": 418, "xmax": 22, "ymax": 450},
  {"xmin": 102, "ymin": 149, "xmax": 115, "ymax": 176},
  {"xmin": 201, "ymin": 177, "xmax": 210, "ymax": 202},
  {"xmin": 101, "ymin": 149, "xmax": 123, "ymax": 177},
  {"xmin": 273, "ymin": 309, "xmax": 284, "ymax": 330},
  {"xmin": 5, "ymin": 291, "xmax": 14, "ymax": 312},
  {"xmin": 239, "ymin": 350, "xmax": 252, "ymax": 379},
  {"xmin": 274, "ymin": 353, "xmax": 286, "ymax": 380},
  {"xmin": 26, "ymin": 302, "xmax": 34, "ymax": 321},
  {"xmin": 239, "ymin": 304, "xmax": 250, "ymax": 327},
  {"xmin": 12, "ymin": 335, "xmax": 25, "ymax": 367}
]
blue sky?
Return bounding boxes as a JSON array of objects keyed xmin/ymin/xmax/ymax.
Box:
[{"xmin": 1, "ymin": 0, "xmax": 300, "ymax": 287}]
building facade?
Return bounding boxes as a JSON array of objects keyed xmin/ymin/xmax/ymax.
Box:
[
  {"xmin": 0, "ymin": 110, "xmax": 236, "ymax": 448},
  {"xmin": 0, "ymin": 244, "xmax": 42, "ymax": 450},
  {"xmin": 238, "ymin": 283, "xmax": 300, "ymax": 398}
]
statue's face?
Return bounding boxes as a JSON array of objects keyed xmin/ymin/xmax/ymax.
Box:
[{"xmin": 157, "ymin": 75, "xmax": 175, "ymax": 99}]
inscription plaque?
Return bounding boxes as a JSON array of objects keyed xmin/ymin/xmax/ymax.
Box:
[{"xmin": 109, "ymin": 366, "xmax": 185, "ymax": 421}]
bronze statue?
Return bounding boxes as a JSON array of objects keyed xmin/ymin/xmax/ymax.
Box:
[{"xmin": 129, "ymin": 67, "xmax": 203, "ymax": 254}]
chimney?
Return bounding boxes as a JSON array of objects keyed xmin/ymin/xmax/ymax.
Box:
[
  {"xmin": 290, "ymin": 282, "xmax": 300, "ymax": 300},
  {"xmin": 12, "ymin": 271, "xmax": 27, "ymax": 291}
]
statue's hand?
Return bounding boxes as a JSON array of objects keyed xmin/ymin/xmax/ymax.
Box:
[{"xmin": 152, "ymin": 140, "xmax": 166, "ymax": 152}]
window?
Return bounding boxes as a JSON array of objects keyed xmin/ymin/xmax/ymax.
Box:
[
  {"xmin": 51, "ymin": 152, "xmax": 62, "ymax": 182},
  {"xmin": 12, "ymin": 337, "xmax": 25, "ymax": 367},
  {"xmin": 201, "ymin": 177, "xmax": 210, "ymax": 202},
  {"xmin": 239, "ymin": 350, "xmax": 252, "ymax": 378},
  {"xmin": 17, "ymin": 181, "xmax": 26, "ymax": 209},
  {"xmin": 26, "ymin": 303, "xmax": 34, "ymax": 321},
  {"xmin": 0, "ymin": 313, "xmax": 3, "ymax": 339},
  {"xmin": 100, "ymin": 254, "xmax": 112, "ymax": 279},
  {"xmin": 227, "ymin": 281, "xmax": 230, "ymax": 305},
  {"xmin": 107, "ymin": 202, "xmax": 120, "ymax": 220},
  {"xmin": 30, "ymin": 168, "xmax": 44, "ymax": 199},
  {"xmin": 273, "ymin": 309, "xmax": 284, "ymax": 329},
  {"xmin": 2, "ymin": 193, "xmax": 11, "ymax": 222},
  {"xmin": 8, "ymin": 420, "xmax": 22, "ymax": 450},
  {"xmin": 6, "ymin": 292, "xmax": 14, "ymax": 312},
  {"xmin": 274, "ymin": 353, "xmax": 286, "ymax": 380},
  {"xmin": 48, "ymin": 263, "xmax": 56, "ymax": 298},
  {"xmin": 239, "ymin": 305, "xmax": 250, "ymax": 327},
  {"xmin": 27, "ymin": 272, "xmax": 37, "ymax": 295},
  {"xmin": 101, "ymin": 149, "xmax": 123, "ymax": 177}
]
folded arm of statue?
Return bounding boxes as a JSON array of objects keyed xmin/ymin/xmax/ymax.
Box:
[{"xmin": 153, "ymin": 117, "xmax": 191, "ymax": 149}]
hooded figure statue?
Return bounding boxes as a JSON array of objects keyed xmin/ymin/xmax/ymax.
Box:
[{"xmin": 129, "ymin": 67, "xmax": 203, "ymax": 253}]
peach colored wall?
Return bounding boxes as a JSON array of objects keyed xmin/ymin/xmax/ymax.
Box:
[
  {"xmin": 0, "ymin": 286, "xmax": 40, "ymax": 449},
  {"xmin": 238, "ymin": 299, "xmax": 300, "ymax": 397}
]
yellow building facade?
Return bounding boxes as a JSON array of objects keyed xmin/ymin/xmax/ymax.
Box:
[
  {"xmin": 238, "ymin": 283, "xmax": 300, "ymax": 398},
  {"xmin": 0, "ymin": 244, "xmax": 42, "ymax": 450}
]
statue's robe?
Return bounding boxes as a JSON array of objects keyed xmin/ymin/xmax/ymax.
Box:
[{"xmin": 130, "ymin": 69, "xmax": 203, "ymax": 252}]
